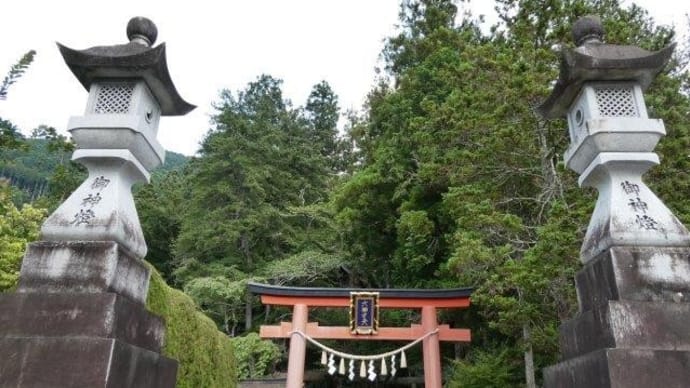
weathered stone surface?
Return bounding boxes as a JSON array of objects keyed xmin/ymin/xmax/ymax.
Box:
[
  {"xmin": 17, "ymin": 241, "xmax": 150, "ymax": 305},
  {"xmin": 576, "ymin": 155, "xmax": 690, "ymax": 263},
  {"xmin": 40, "ymin": 154, "xmax": 150, "ymax": 259},
  {"xmin": 576, "ymin": 246, "xmax": 690, "ymax": 312},
  {"xmin": 127, "ymin": 16, "xmax": 158, "ymax": 46},
  {"xmin": 537, "ymin": 14, "xmax": 675, "ymax": 119},
  {"xmin": 564, "ymin": 117, "xmax": 664, "ymax": 175},
  {"xmin": 0, "ymin": 337, "xmax": 177, "ymax": 387},
  {"xmin": 544, "ymin": 348, "xmax": 690, "ymax": 388},
  {"xmin": 57, "ymin": 15, "xmax": 195, "ymax": 117},
  {"xmin": 0, "ymin": 292, "xmax": 164, "ymax": 352},
  {"xmin": 69, "ymin": 119, "xmax": 165, "ymax": 171},
  {"xmin": 560, "ymin": 300, "xmax": 690, "ymax": 359}
]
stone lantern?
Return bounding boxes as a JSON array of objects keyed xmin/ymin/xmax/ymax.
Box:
[
  {"xmin": 41, "ymin": 16, "xmax": 194, "ymax": 261},
  {"xmin": 539, "ymin": 16, "xmax": 684, "ymax": 262},
  {"xmin": 540, "ymin": 16, "xmax": 690, "ymax": 387},
  {"xmin": 0, "ymin": 17, "xmax": 192, "ymax": 387}
]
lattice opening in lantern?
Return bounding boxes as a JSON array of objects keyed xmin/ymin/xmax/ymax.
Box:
[
  {"xmin": 94, "ymin": 84, "xmax": 134, "ymax": 114},
  {"xmin": 594, "ymin": 87, "xmax": 639, "ymax": 117}
]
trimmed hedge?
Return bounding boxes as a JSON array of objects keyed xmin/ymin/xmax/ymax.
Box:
[{"xmin": 146, "ymin": 263, "xmax": 238, "ymax": 388}]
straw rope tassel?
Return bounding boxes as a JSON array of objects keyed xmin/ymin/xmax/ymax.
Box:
[
  {"xmin": 360, "ymin": 360, "xmax": 366, "ymax": 378},
  {"xmin": 321, "ymin": 350, "xmax": 327, "ymax": 365},
  {"xmin": 339, "ymin": 357, "xmax": 346, "ymax": 375},
  {"xmin": 400, "ymin": 350, "xmax": 407, "ymax": 368},
  {"xmin": 380, "ymin": 357, "xmax": 388, "ymax": 376}
]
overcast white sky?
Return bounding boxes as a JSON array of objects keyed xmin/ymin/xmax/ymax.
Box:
[{"xmin": 0, "ymin": 1, "xmax": 686, "ymax": 156}]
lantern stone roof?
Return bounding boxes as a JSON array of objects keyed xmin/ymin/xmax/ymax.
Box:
[
  {"xmin": 57, "ymin": 17, "xmax": 195, "ymax": 116},
  {"xmin": 537, "ymin": 15, "xmax": 675, "ymax": 119}
]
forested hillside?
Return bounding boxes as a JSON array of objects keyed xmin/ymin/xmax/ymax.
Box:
[
  {"xmin": 2, "ymin": 0, "xmax": 689, "ymax": 386},
  {"xmin": 0, "ymin": 130, "xmax": 188, "ymax": 204}
]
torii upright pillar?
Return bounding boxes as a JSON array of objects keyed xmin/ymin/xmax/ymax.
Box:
[
  {"xmin": 422, "ymin": 306, "xmax": 442, "ymax": 387},
  {"xmin": 248, "ymin": 282, "xmax": 472, "ymax": 388},
  {"xmin": 286, "ymin": 304, "xmax": 309, "ymax": 388}
]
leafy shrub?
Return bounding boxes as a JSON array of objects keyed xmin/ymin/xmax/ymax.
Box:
[
  {"xmin": 447, "ymin": 349, "xmax": 517, "ymax": 388},
  {"xmin": 230, "ymin": 333, "xmax": 281, "ymax": 379},
  {"xmin": 0, "ymin": 183, "xmax": 45, "ymax": 292}
]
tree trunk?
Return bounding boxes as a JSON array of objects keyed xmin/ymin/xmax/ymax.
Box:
[
  {"xmin": 535, "ymin": 119, "xmax": 564, "ymax": 219},
  {"xmin": 245, "ymin": 292, "xmax": 253, "ymax": 331},
  {"xmin": 523, "ymin": 323, "xmax": 537, "ymax": 388}
]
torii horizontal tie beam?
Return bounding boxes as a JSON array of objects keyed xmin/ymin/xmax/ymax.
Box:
[{"xmin": 261, "ymin": 322, "xmax": 471, "ymax": 342}]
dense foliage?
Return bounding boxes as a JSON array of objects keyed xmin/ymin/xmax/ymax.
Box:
[{"xmin": 0, "ymin": 183, "xmax": 45, "ymax": 291}]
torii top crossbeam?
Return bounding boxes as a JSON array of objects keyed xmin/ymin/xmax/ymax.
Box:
[{"xmin": 248, "ymin": 282, "xmax": 472, "ymax": 308}]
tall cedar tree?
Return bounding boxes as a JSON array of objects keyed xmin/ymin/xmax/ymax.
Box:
[{"xmin": 173, "ymin": 75, "xmax": 341, "ymax": 334}]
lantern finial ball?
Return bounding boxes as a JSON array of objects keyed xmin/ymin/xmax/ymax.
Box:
[
  {"xmin": 127, "ymin": 17, "xmax": 158, "ymax": 47},
  {"xmin": 572, "ymin": 15, "xmax": 604, "ymax": 47}
]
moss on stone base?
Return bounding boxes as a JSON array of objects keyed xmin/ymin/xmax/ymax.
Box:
[{"xmin": 146, "ymin": 263, "xmax": 237, "ymax": 388}]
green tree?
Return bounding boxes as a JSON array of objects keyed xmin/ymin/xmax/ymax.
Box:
[
  {"xmin": 0, "ymin": 118, "xmax": 25, "ymax": 151},
  {"xmin": 184, "ymin": 272, "xmax": 248, "ymax": 336},
  {"xmin": 0, "ymin": 183, "xmax": 46, "ymax": 291},
  {"xmin": 136, "ymin": 168, "xmax": 187, "ymax": 281},
  {"xmin": 304, "ymin": 80, "xmax": 341, "ymax": 173},
  {"xmin": 230, "ymin": 333, "xmax": 281, "ymax": 379},
  {"xmin": 175, "ymin": 75, "xmax": 303, "ymax": 278},
  {"xmin": 174, "ymin": 75, "xmax": 340, "ymax": 334}
]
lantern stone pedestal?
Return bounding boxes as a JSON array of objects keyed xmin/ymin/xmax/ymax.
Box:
[
  {"xmin": 0, "ymin": 17, "xmax": 194, "ymax": 387},
  {"xmin": 0, "ymin": 242, "xmax": 179, "ymax": 387},
  {"xmin": 544, "ymin": 247, "xmax": 690, "ymax": 387},
  {"xmin": 539, "ymin": 16, "xmax": 690, "ymax": 387}
]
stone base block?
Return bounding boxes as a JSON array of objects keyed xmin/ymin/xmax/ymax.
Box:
[
  {"xmin": 17, "ymin": 241, "xmax": 150, "ymax": 305},
  {"xmin": 560, "ymin": 300, "xmax": 690, "ymax": 358},
  {"xmin": 0, "ymin": 292, "xmax": 164, "ymax": 352},
  {"xmin": 544, "ymin": 348, "xmax": 690, "ymax": 388},
  {"xmin": 576, "ymin": 246, "xmax": 690, "ymax": 312},
  {"xmin": 0, "ymin": 337, "xmax": 176, "ymax": 388}
]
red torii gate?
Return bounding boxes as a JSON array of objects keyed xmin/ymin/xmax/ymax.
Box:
[{"xmin": 248, "ymin": 282, "xmax": 472, "ymax": 388}]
